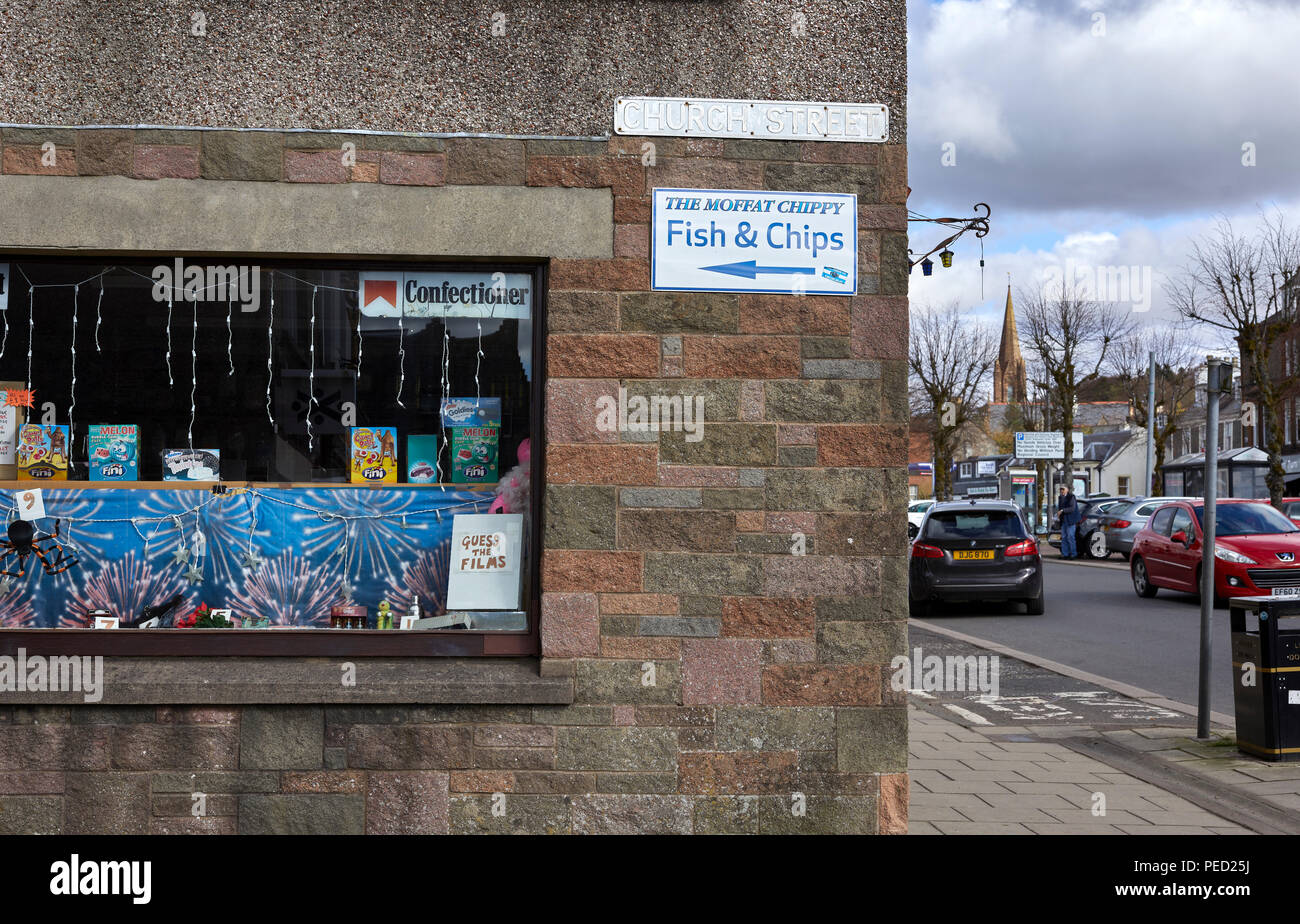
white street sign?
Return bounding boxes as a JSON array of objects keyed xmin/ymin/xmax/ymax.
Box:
[
  {"xmin": 615, "ymin": 97, "xmax": 888, "ymax": 143},
  {"xmin": 1015, "ymin": 431, "xmax": 1084, "ymax": 459},
  {"xmin": 652, "ymin": 188, "xmax": 857, "ymax": 296}
]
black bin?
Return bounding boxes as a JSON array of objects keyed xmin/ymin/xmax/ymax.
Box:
[{"xmin": 1230, "ymin": 596, "xmax": 1300, "ymax": 761}]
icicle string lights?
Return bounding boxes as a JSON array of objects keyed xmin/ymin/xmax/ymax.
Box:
[
  {"xmin": 439, "ymin": 318, "xmax": 449, "ymax": 491},
  {"xmin": 475, "ymin": 319, "xmax": 484, "ymax": 400},
  {"xmin": 69, "ymin": 283, "xmax": 78, "ymax": 448},
  {"xmin": 435, "ymin": 318, "xmax": 449, "ymax": 486},
  {"xmin": 94, "ymin": 276, "xmax": 104, "ymax": 352},
  {"xmin": 266, "ymin": 273, "xmax": 275, "ymax": 429},
  {"xmin": 165, "ymin": 297, "xmax": 174, "ymax": 387},
  {"xmin": 10, "ymin": 265, "xmax": 116, "ymax": 382},
  {"xmin": 26, "ymin": 285, "xmax": 34, "ymax": 392},
  {"xmin": 395, "ymin": 298, "xmax": 406, "ymax": 407},
  {"xmin": 188, "ymin": 299, "xmax": 197, "ymax": 451},
  {"xmin": 226, "ymin": 293, "xmax": 234, "ymax": 376},
  {"xmin": 307, "ymin": 285, "xmax": 318, "ymax": 451}
]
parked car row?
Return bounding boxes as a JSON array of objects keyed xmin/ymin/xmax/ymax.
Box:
[{"xmin": 908, "ymin": 492, "xmax": 1300, "ymax": 617}]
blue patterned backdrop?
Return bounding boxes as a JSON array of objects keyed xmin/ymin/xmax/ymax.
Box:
[{"xmin": 0, "ymin": 487, "xmax": 492, "ymax": 628}]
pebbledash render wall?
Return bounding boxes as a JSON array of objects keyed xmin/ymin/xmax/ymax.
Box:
[{"xmin": 0, "ymin": 1, "xmax": 909, "ymax": 835}]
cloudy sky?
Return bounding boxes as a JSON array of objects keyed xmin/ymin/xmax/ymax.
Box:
[{"xmin": 905, "ymin": 0, "xmax": 1299, "ymax": 346}]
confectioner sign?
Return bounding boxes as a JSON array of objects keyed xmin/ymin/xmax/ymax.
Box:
[{"xmin": 358, "ymin": 271, "xmax": 532, "ymax": 319}]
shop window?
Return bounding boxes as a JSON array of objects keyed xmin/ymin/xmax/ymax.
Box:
[{"xmin": 0, "ymin": 256, "xmax": 542, "ymax": 655}]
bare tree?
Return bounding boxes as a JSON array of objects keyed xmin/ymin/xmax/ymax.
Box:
[
  {"xmin": 1109, "ymin": 328, "xmax": 1199, "ymax": 495},
  {"xmin": 1166, "ymin": 212, "xmax": 1300, "ymax": 505},
  {"xmin": 1020, "ymin": 285, "xmax": 1137, "ymax": 488},
  {"xmin": 909, "ymin": 304, "xmax": 996, "ymax": 500}
]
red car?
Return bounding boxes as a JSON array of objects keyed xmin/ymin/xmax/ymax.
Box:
[{"xmin": 1130, "ymin": 499, "xmax": 1300, "ymax": 604}]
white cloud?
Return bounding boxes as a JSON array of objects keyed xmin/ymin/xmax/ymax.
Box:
[
  {"xmin": 907, "ymin": 0, "xmax": 1300, "ymax": 214},
  {"xmin": 905, "ymin": 0, "xmax": 1299, "ymax": 354}
]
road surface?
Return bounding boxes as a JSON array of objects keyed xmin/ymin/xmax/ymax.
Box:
[{"xmin": 910, "ymin": 558, "xmax": 1237, "ymax": 718}]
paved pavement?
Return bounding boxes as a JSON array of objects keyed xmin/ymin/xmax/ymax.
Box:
[
  {"xmin": 909, "ymin": 706, "xmax": 1251, "ymax": 834},
  {"xmin": 906, "ymin": 580, "xmax": 1300, "ymax": 834}
]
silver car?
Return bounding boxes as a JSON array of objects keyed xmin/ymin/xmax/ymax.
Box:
[{"xmin": 1097, "ymin": 496, "xmax": 1196, "ymax": 558}]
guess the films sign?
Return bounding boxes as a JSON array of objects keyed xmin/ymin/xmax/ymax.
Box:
[{"xmin": 446, "ymin": 513, "xmax": 523, "ymax": 611}]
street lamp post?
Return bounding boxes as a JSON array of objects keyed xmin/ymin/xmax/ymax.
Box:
[{"xmin": 1198, "ymin": 357, "xmax": 1228, "ymax": 740}]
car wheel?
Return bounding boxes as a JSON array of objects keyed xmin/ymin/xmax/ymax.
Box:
[
  {"xmin": 1087, "ymin": 531, "xmax": 1109, "ymax": 559},
  {"xmin": 909, "ymin": 599, "xmax": 930, "ymax": 619},
  {"xmin": 1132, "ymin": 556, "xmax": 1158, "ymax": 598},
  {"xmin": 1024, "ymin": 591, "xmax": 1045, "ymax": 615}
]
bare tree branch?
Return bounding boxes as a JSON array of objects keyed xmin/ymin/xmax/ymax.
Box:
[
  {"xmin": 1165, "ymin": 210, "xmax": 1300, "ymax": 505},
  {"xmin": 908, "ymin": 303, "xmax": 997, "ymax": 499}
]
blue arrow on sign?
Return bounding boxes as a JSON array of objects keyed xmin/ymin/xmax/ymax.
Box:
[{"xmin": 700, "ymin": 260, "xmax": 816, "ymax": 279}]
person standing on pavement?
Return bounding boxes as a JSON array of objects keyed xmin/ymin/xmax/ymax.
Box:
[{"xmin": 1056, "ymin": 484, "xmax": 1080, "ymax": 558}]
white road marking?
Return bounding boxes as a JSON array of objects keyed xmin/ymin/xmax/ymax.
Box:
[
  {"xmin": 909, "ymin": 688, "xmax": 935, "ymax": 699},
  {"xmin": 943, "ymin": 703, "xmax": 992, "ymax": 725}
]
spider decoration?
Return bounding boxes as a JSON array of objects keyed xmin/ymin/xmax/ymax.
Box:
[{"xmin": 0, "ymin": 519, "xmax": 80, "ymax": 579}]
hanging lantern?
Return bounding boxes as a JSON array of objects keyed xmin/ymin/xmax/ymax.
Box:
[
  {"xmin": 921, "ymin": 258, "xmax": 934, "ymax": 276},
  {"xmin": 940, "ymin": 249, "xmax": 954, "ymax": 268}
]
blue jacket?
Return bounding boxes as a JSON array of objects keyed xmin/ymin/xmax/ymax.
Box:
[{"xmin": 1058, "ymin": 492, "xmax": 1080, "ymax": 525}]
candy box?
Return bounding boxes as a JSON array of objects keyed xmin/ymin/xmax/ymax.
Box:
[
  {"xmin": 407, "ymin": 434, "xmax": 440, "ymax": 483},
  {"xmin": 163, "ymin": 449, "xmax": 220, "ymax": 481},
  {"xmin": 350, "ymin": 427, "xmax": 397, "ymax": 484},
  {"xmin": 439, "ymin": 397, "xmax": 501, "ymax": 429},
  {"xmin": 17, "ymin": 424, "xmax": 69, "ymax": 480},
  {"xmin": 450, "ymin": 426, "xmax": 498, "ymax": 483},
  {"xmin": 88, "ymin": 424, "xmax": 138, "ymax": 481}
]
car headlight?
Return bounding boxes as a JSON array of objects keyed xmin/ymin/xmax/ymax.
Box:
[{"xmin": 1214, "ymin": 545, "xmax": 1257, "ymax": 565}]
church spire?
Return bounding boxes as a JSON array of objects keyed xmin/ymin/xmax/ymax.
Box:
[{"xmin": 994, "ymin": 279, "xmax": 1027, "ymax": 403}]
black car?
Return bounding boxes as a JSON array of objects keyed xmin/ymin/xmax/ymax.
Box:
[{"xmin": 909, "ymin": 499, "xmax": 1044, "ymax": 617}]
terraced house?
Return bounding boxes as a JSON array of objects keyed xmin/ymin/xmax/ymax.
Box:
[{"xmin": 0, "ymin": 0, "xmax": 908, "ymax": 835}]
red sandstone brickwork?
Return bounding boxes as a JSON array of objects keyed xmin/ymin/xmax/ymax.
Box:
[{"xmin": 0, "ymin": 128, "xmax": 909, "ymax": 834}]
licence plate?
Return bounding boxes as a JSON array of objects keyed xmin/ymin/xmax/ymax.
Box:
[
  {"xmin": 1272, "ymin": 587, "xmax": 1300, "ymax": 597},
  {"xmin": 952, "ymin": 550, "xmax": 995, "ymax": 561}
]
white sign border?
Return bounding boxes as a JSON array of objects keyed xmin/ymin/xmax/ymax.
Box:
[{"xmin": 650, "ymin": 187, "xmax": 859, "ymax": 297}]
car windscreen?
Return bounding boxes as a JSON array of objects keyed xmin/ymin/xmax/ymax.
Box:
[
  {"xmin": 923, "ymin": 510, "xmax": 1027, "ymax": 541},
  {"xmin": 1192, "ymin": 503, "xmax": 1300, "ymax": 536}
]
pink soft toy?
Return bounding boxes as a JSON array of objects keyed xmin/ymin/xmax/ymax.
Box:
[{"xmin": 488, "ymin": 438, "xmax": 531, "ymax": 514}]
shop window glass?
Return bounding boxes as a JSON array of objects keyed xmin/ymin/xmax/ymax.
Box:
[{"xmin": 0, "ymin": 257, "xmax": 540, "ymax": 639}]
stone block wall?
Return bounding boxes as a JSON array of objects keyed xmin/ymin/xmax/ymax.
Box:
[{"xmin": 0, "ymin": 127, "xmax": 909, "ymax": 833}]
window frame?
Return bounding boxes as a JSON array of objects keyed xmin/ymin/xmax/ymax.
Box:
[{"xmin": 0, "ymin": 253, "xmax": 548, "ymax": 658}]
